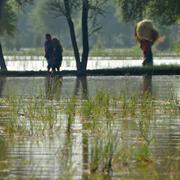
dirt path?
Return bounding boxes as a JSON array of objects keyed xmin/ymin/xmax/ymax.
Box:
[{"xmin": 0, "ymin": 66, "xmax": 180, "ymax": 77}]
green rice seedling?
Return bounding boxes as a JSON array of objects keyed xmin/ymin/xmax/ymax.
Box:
[
  {"xmin": 1, "ymin": 89, "xmax": 180, "ymax": 179},
  {"xmin": 101, "ymin": 129, "xmax": 120, "ymax": 173},
  {"xmin": 81, "ymin": 94, "xmax": 114, "ymax": 132},
  {"xmin": 5, "ymin": 96, "xmax": 20, "ymax": 135},
  {"xmin": 93, "ymin": 91, "xmax": 116, "ymax": 128},
  {"xmin": 138, "ymin": 95, "xmax": 155, "ymax": 146},
  {"xmin": 111, "ymin": 96, "xmax": 118, "ymax": 114},
  {"xmin": 25, "ymin": 97, "xmax": 38, "ymax": 135},
  {"xmin": 134, "ymin": 143, "xmax": 152, "ymax": 164},
  {"xmin": 80, "ymin": 99, "xmax": 96, "ymax": 131},
  {"xmin": 57, "ymin": 134, "xmax": 76, "ymax": 180},
  {"xmin": 90, "ymin": 121, "xmax": 121, "ymax": 174},
  {"xmin": 120, "ymin": 95, "xmax": 129, "ymax": 117},
  {"xmin": 94, "ymin": 91, "xmax": 110, "ymax": 111},
  {"xmin": 166, "ymin": 98, "xmax": 179, "ymax": 117},
  {"xmin": 90, "ymin": 136, "xmax": 104, "ymax": 172},
  {"xmin": 128, "ymin": 95, "xmax": 138, "ymax": 117},
  {"xmin": 117, "ymin": 94, "xmax": 139, "ymax": 118},
  {"xmin": 81, "ymin": 99, "xmax": 94, "ymax": 119},
  {"xmin": 65, "ymin": 97, "xmax": 77, "ymax": 133},
  {"xmin": 112, "ymin": 144, "xmax": 132, "ymax": 169},
  {"xmin": 0, "ymin": 94, "xmax": 64, "ymax": 136},
  {"xmin": 82, "ymin": 174, "xmax": 111, "ymax": 180},
  {"xmin": 140, "ymin": 94, "xmax": 154, "ymax": 120},
  {"xmin": 18, "ymin": 95, "xmax": 61, "ymax": 136}
]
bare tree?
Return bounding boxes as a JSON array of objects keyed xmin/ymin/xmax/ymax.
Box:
[{"xmin": 48, "ymin": 0, "xmax": 107, "ymax": 75}]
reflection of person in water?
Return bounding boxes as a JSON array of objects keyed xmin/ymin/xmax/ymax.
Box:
[
  {"xmin": 142, "ymin": 75, "xmax": 152, "ymax": 95},
  {"xmin": 45, "ymin": 76, "xmax": 63, "ymax": 100}
]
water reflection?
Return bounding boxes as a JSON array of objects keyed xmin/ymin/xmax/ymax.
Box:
[
  {"xmin": 142, "ymin": 75, "xmax": 152, "ymax": 95},
  {"xmin": 73, "ymin": 77, "xmax": 89, "ymax": 174},
  {"xmin": 74, "ymin": 77, "xmax": 89, "ymax": 99},
  {"xmin": 45, "ymin": 76, "xmax": 63, "ymax": 100},
  {"xmin": 45, "ymin": 76, "xmax": 89, "ymax": 100},
  {"xmin": 0, "ymin": 136, "xmax": 8, "ymax": 178},
  {"xmin": 0, "ymin": 76, "xmax": 179, "ymax": 100},
  {"xmin": 5, "ymin": 57, "xmax": 180, "ymax": 71},
  {"xmin": 0, "ymin": 77, "xmax": 7, "ymax": 178},
  {"xmin": 1, "ymin": 76, "xmax": 180, "ymax": 179},
  {"xmin": 0, "ymin": 77, "xmax": 6, "ymax": 97}
]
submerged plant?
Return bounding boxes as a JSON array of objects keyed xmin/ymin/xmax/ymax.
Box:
[
  {"xmin": 65, "ymin": 97, "xmax": 77, "ymax": 133},
  {"xmin": 0, "ymin": 89, "xmax": 179, "ymax": 178}
]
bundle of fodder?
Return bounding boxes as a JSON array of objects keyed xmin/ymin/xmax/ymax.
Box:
[{"xmin": 135, "ymin": 19, "xmax": 159, "ymax": 43}]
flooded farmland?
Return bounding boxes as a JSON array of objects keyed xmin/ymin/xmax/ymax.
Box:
[
  {"xmin": 4, "ymin": 56, "xmax": 180, "ymax": 71},
  {"xmin": 0, "ymin": 76, "xmax": 180, "ymax": 179}
]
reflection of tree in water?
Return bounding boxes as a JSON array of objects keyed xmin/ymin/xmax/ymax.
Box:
[
  {"xmin": 0, "ymin": 136, "xmax": 7, "ymax": 177},
  {"xmin": 45, "ymin": 76, "xmax": 89, "ymax": 177},
  {"xmin": 45, "ymin": 76, "xmax": 63, "ymax": 100},
  {"xmin": 58, "ymin": 133, "xmax": 75, "ymax": 178},
  {"xmin": 74, "ymin": 77, "xmax": 88, "ymax": 99},
  {"xmin": 0, "ymin": 78, "xmax": 8, "ymax": 177},
  {"xmin": 74, "ymin": 77, "xmax": 89, "ymax": 176},
  {"xmin": 0, "ymin": 77, "xmax": 6, "ymax": 97},
  {"xmin": 142, "ymin": 75, "xmax": 152, "ymax": 95}
]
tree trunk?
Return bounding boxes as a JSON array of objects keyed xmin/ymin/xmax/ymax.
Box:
[
  {"xmin": 0, "ymin": 43, "xmax": 7, "ymax": 71},
  {"xmin": 67, "ymin": 19, "xmax": 81, "ymax": 72},
  {"xmin": 81, "ymin": 0, "xmax": 89, "ymax": 75},
  {"xmin": 64, "ymin": 0, "xmax": 81, "ymax": 74},
  {"xmin": 0, "ymin": 0, "xmax": 5, "ymax": 16}
]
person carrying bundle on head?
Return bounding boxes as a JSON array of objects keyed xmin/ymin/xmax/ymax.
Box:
[{"xmin": 134, "ymin": 20, "xmax": 160, "ymax": 66}]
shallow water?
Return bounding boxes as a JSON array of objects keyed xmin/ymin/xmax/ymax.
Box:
[
  {"xmin": 0, "ymin": 76, "xmax": 180, "ymax": 179},
  {"xmin": 0, "ymin": 76, "xmax": 179, "ymax": 100},
  {"xmin": 4, "ymin": 56, "xmax": 180, "ymax": 71}
]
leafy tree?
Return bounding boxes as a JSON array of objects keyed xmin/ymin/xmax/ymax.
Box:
[
  {"xmin": 97, "ymin": 2, "xmax": 134, "ymax": 48},
  {"xmin": 117, "ymin": 0, "xmax": 180, "ymax": 50},
  {"xmin": 29, "ymin": 0, "xmax": 69, "ymax": 48},
  {"xmin": 118, "ymin": 0, "xmax": 180, "ymax": 25},
  {"xmin": 0, "ymin": 0, "xmax": 33, "ymax": 71}
]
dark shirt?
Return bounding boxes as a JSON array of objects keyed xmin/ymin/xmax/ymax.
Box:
[
  {"xmin": 44, "ymin": 40, "xmax": 53, "ymax": 60},
  {"xmin": 52, "ymin": 44, "xmax": 63, "ymax": 67},
  {"xmin": 140, "ymin": 40, "xmax": 153, "ymax": 65}
]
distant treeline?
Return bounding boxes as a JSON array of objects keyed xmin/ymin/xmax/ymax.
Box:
[{"xmin": 1, "ymin": 1, "xmax": 180, "ymax": 51}]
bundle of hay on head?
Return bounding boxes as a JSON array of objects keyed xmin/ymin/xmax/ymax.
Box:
[{"xmin": 135, "ymin": 19, "xmax": 159, "ymax": 44}]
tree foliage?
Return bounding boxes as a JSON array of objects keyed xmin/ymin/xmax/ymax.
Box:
[
  {"xmin": 0, "ymin": 0, "xmax": 33, "ymax": 71},
  {"xmin": 0, "ymin": 0, "xmax": 33, "ymax": 36},
  {"xmin": 118, "ymin": 0, "xmax": 180, "ymax": 25}
]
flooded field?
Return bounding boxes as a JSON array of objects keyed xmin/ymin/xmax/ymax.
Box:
[
  {"xmin": 0, "ymin": 76, "xmax": 180, "ymax": 179},
  {"xmin": 4, "ymin": 56, "xmax": 180, "ymax": 71}
]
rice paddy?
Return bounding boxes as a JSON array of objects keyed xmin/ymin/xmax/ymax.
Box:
[{"xmin": 0, "ymin": 76, "xmax": 180, "ymax": 179}]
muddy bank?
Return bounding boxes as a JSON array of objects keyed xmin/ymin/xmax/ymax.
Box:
[{"xmin": 0, "ymin": 65, "xmax": 180, "ymax": 77}]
